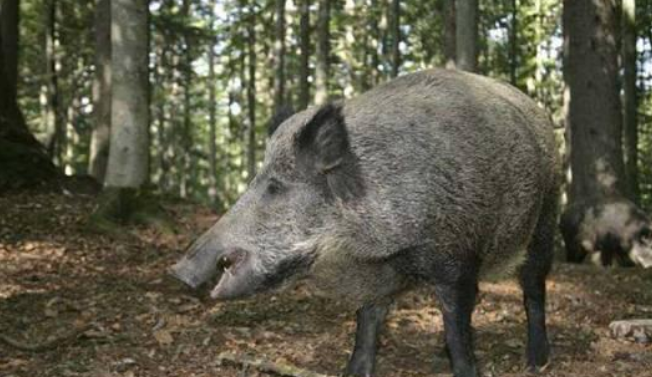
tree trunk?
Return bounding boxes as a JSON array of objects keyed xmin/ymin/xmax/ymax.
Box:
[
  {"xmin": 273, "ymin": 0, "xmax": 286, "ymax": 111},
  {"xmin": 0, "ymin": 0, "xmax": 19, "ymax": 99},
  {"xmin": 622, "ymin": 0, "xmax": 638, "ymax": 203},
  {"xmin": 314, "ymin": 0, "xmax": 330, "ymax": 105},
  {"xmin": 105, "ymin": 0, "xmax": 149, "ymax": 189},
  {"xmin": 369, "ymin": 0, "xmax": 380, "ymax": 85},
  {"xmin": 0, "ymin": 21, "xmax": 59, "ymax": 192},
  {"xmin": 179, "ymin": 0, "xmax": 192, "ymax": 199},
  {"xmin": 563, "ymin": 0, "xmax": 627, "ymax": 201},
  {"xmin": 380, "ymin": 1, "xmax": 389, "ymax": 76},
  {"xmin": 509, "ymin": 0, "xmax": 518, "ymax": 86},
  {"xmin": 64, "ymin": 95, "xmax": 79, "ymax": 175},
  {"xmin": 246, "ymin": 4, "xmax": 257, "ymax": 180},
  {"xmin": 155, "ymin": 44, "xmax": 170, "ymax": 192},
  {"xmin": 89, "ymin": 0, "xmax": 111, "ymax": 183},
  {"xmin": 207, "ymin": 0, "xmax": 219, "ymax": 207},
  {"xmin": 389, "ymin": 0, "xmax": 400, "ymax": 78},
  {"xmin": 45, "ymin": 0, "xmax": 63, "ymax": 164},
  {"xmin": 298, "ymin": 0, "xmax": 310, "ymax": 110},
  {"xmin": 442, "ymin": 0, "xmax": 456, "ymax": 68},
  {"xmin": 455, "ymin": 0, "xmax": 478, "ymax": 72}
]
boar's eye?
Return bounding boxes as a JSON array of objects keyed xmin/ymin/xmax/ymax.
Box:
[{"xmin": 265, "ymin": 177, "xmax": 285, "ymax": 197}]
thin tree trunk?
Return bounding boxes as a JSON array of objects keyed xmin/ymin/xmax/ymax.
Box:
[
  {"xmin": 455, "ymin": 0, "xmax": 478, "ymax": 72},
  {"xmin": 314, "ymin": 0, "xmax": 330, "ymax": 105},
  {"xmin": 45, "ymin": 0, "xmax": 63, "ymax": 164},
  {"xmin": 238, "ymin": 24, "xmax": 247, "ymax": 177},
  {"xmin": 298, "ymin": 0, "xmax": 310, "ymax": 110},
  {"xmin": 380, "ymin": 0, "xmax": 389, "ymax": 76},
  {"xmin": 273, "ymin": 0, "xmax": 286, "ymax": 111},
  {"xmin": 509, "ymin": 0, "xmax": 518, "ymax": 86},
  {"xmin": 0, "ymin": 0, "xmax": 19, "ymax": 99},
  {"xmin": 622, "ymin": 0, "xmax": 638, "ymax": 203},
  {"xmin": 246, "ymin": 4, "xmax": 257, "ymax": 180},
  {"xmin": 563, "ymin": 0, "xmax": 626, "ymax": 201},
  {"xmin": 359, "ymin": 4, "xmax": 371, "ymax": 91},
  {"xmin": 64, "ymin": 95, "xmax": 79, "ymax": 175},
  {"xmin": 105, "ymin": 0, "xmax": 149, "ymax": 189},
  {"xmin": 155, "ymin": 44, "xmax": 170, "ymax": 191},
  {"xmin": 342, "ymin": 0, "xmax": 356, "ymax": 96},
  {"xmin": 369, "ymin": 0, "xmax": 380, "ymax": 85},
  {"xmin": 179, "ymin": 0, "xmax": 192, "ymax": 199},
  {"xmin": 389, "ymin": 0, "xmax": 400, "ymax": 77},
  {"xmin": 442, "ymin": 0, "xmax": 456, "ymax": 68},
  {"xmin": 89, "ymin": 0, "xmax": 111, "ymax": 183},
  {"xmin": 207, "ymin": 0, "xmax": 219, "ymax": 206}
]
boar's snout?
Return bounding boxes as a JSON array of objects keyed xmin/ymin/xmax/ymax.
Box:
[
  {"xmin": 169, "ymin": 257, "xmax": 210, "ymax": 289},
  {"xmin": 630, "ymin": 242, "xmax": 652, "ymax": 269},
  {"xmin": 169, "ymin": 236, "xmax": 225, "ymax": 289}
]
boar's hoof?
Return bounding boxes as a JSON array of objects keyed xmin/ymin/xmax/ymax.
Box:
[
  {"xmin": 344, "ymin": 358, "xmax": 375, "ymax": 377},
  {"xmin": 525, "ymin": 360, "xmax": 551, "ymax": 374}
]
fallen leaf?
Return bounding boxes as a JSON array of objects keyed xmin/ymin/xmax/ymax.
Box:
[{"xmin": 153, "ymin": 329, "xmax": 173, "ymax": 346}]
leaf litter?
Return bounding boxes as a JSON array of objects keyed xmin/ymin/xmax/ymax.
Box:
[{"xmin": 0, "ymin": 193, "xmax": 651, "ymax": 377}]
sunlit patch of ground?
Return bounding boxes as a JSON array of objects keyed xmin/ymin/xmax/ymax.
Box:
[{"xmin": 0, "ymin": 193, "xmax": 651, "ymax": 377}]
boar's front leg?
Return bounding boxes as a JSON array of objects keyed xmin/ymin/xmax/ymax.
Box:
[
  {"xmin": 344, "ymin": 300, "xmax": 391, "ymax": 377},
  {"xmin": 434, "ymin": 275, "xmax": 479, "ymax": 377}
]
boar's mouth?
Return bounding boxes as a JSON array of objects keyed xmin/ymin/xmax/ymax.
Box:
[{"xmin": 212, "ymin": 248, "xmax": 319, "ymax": 300}]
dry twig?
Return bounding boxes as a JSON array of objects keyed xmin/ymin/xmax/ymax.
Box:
[
  {"xmin": 217, "ymin": 351, "xmax": 336, "ymax": 377},
  {"xmin": 0, "ymin": 323, "xmax": 91, "ymax": 352}
]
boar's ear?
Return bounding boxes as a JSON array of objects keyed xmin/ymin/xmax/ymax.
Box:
[
  {"xmin": 268, "ymin": 105, "xmax": 295, "ymax": 136},
  {"xmin": 295, "ymin": 103, "xmax": 364, "ymax": 201}
]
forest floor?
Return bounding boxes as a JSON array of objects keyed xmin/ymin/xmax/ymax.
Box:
[{"xmin": 1, "ymin": 192, "xmax": 651, "ymax": 377}]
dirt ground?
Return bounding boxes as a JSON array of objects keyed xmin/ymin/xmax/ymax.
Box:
[{"xmin": 1, "ymin": 193, "xmax": 651, "ymax": 377}]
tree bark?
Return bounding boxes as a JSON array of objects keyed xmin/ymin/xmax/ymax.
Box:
[
  {"xmin": 246, "ymin": 3, "xmax": 257, "ymax": 180},
  {"xmin": 314, "ymin": 0, "xmax": 330, "ymax": 105},
  {"xmin": 622, "ymin": 0, "xmax": 638, "ymax": 203},
  {"xmin": 442, "ymin": 0, "xmax": 456, "ymax": 68},
  {"xmin": 455, "ymin": 0, "xmax": 478, "ymax": 72},
  {"xmin": 105, "ymin": 0, "xmax": 149, "ymax": 189},
  {"xmin": 298, "ymin": 0, "xmax": 310, "ymax": 110},
  {"xmin": 563, "ymin": 0, "xmax": 627, "ymax": 201},
  {"xmin": 0, "ymin": 0, "xmax": 19, "ymax": 99},
  {"xmin": 389, "ymin": 0, "xmax": 400, "ymax": 77},
  {"xmin": 89, "ymin": 0, "xmax": 111, "ymax": 183},
  {"xmin": 273, "ymin": 0, "xmax": 286, "ymax": 111}
]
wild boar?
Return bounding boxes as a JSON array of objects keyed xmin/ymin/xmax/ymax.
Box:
[
  {"xmin": 171, "ymin": 69, "xmax": 559, "ymax": 377},
  {"xmin": 560, "ymin": 197, "xmax": 652, "ymax": 268}
]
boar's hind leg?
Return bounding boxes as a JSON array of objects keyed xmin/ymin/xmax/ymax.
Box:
[
  {"xmin": 344, "ymin": 301, "xmax": 391, "ymax": 377},
  {"xmin": 564, "ymin": 239, "xmax": 587, "ymax": 264},
  {"xmin": 520, "ymin": 194, "xmax": 555, "ymax": 371},
  {"xmin": 434, "ymin": 274, "xmax": 480, "ymax": 377}
]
